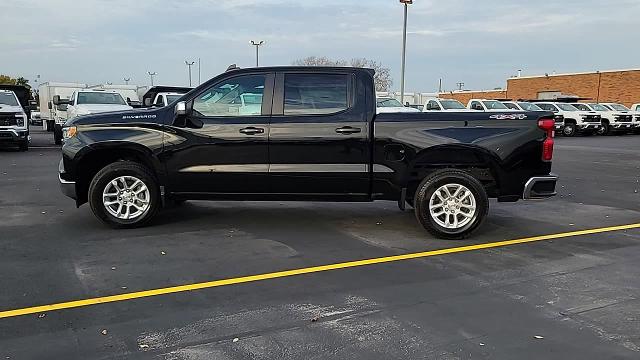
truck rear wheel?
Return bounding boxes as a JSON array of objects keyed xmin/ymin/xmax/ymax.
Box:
[
  {"xmin": 414, "ymin": 169, "xmax": 489, "ymax": 240},
  {"xmin": 88, "ymin": 161, "xmax": 160, "ymax": 228}
]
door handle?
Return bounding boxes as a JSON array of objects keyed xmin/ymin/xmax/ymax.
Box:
[
  {"xmin": 335, "ymin": 126, "xmax": 361, "ymax": 135},
  {"xmin": 239, "ymin": 127, "xmax": 265, "ymax": 135}
]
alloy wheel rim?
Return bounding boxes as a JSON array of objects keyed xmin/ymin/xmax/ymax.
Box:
[
  {"xmin": 564, "ymin": 125, "xmax": 574, "ymax": 135},
  {"xmin": 102, "ymin": 176, "xmax": 151, "ymax": 220},
  {"xmin": 429, "ymin": 183, "xmax": 476, "ymax": 230}
]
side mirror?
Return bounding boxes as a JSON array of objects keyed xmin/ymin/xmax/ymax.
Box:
[
  {"xmin": 53, "ymin": 95, "xmax": 61, "ymax": 105},
  {"xmin": 48, "ymin": 101, "xmax": 52, "ymax": 110},
  {"xmin": 175, "ymin": 101, "xmax": 187, "ymax": 116}
]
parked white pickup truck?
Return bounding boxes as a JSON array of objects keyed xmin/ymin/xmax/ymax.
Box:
[
  {"xmin": 423, "ymin": 98, "xmax": 470, "ymax": 112},
  {"xmin": 535, "ymin": 102, "xmax": 601, "ymax": 137},
  {"xmin": 152, "ymin": 92, "xmax": 185, "ymax": 107},
  {"xmin": 0, "ymin": 89, "xmax": 29, "ymax": 151},
  {"xmin": 570, "ymin": 103, "xmax": 633, "ymax": 135},
  {"xmin": 503, "ymin": 101, "xmax": 565, "ymax": 132},
  {"xmin": 52, "ymin": 89, "xmax": 132, "ymax": 144},
  {"xmin": 467, "ymin": 99, "xmax": 511, "ymax": 112},
  {"xmin": 600, "ymin": 103, "xmax": 640, "ymax": 134},
  {"xmin": 376, "ymin": 97, "xmax": 420, "ymax": 113}
]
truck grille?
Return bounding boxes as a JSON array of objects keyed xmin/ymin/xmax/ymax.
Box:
[
  {"xmin": 616, "ymin": 115, "xmax": 633, "ymax": 122},
  {"xmin": 0, "ymin": 113, "xmax": 18, "ymax": 126},
  {"xmin": 582, "ymin": 114, "xmax": 601, "ymax": 122}
]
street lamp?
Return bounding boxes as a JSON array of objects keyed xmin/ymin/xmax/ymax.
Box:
[
  {"xmin": 456, "ymin": 82, "xmax": 465, "ymax": 90},
  {"xmin": 148, "ymin": 71, "xmax": 157, "ymax": 86},
  {"xmin": 399, "ymin": 0, "xmax": 412, "ymax": 104},
  {"xmin": 123, "ymin": 77, "xmax": 131, "ymax": 85},
  {"xmin": 250, "ymin": 40, "xmax": 264, "ymax": 67},
  {"xmin": 185, "ymin": 60, "xmax": 195, "ymax": 87}
]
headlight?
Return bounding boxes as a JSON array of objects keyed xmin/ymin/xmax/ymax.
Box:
[
  {"xmin": 63, "ymin": 126, "xmax": 77, "ymax": 139},
  {"xmin": 15, "ymin": 114, "xmax": 26, "ymax": 127}
]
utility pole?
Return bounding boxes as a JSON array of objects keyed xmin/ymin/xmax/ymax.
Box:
[
  {"xmin": 123, "ymin": 77, "xmax": 131, "ymax": 85},
  {"xmin": 148, "ymin": 72, "xmax": 157, "ymax": 86},
  {"xmin": 399, "ymin": 0, "xmax": 412, "ymax": 104},
  {"xmin": 250, "ymin": 40, "xmax": 264, "ymax": 67},
  {"xmin": 185, "ymin": 60, "xmax": 195, "ymax": 87},
  {"xmin": 456, "ymin": 82, "xmax": 465, "ymax": 91},
  {"xmin": 198, "ymin": 57, "xmax": 201, "ymax": 86}
]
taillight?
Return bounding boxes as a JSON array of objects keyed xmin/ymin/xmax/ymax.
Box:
[{"xmin": 538, "ymin": 118, "xmax": 554, "ymax": 161}]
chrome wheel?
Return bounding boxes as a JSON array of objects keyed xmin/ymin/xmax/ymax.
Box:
[
  {"xmin": 429, "ymin": 183, "xmax": 477, "ymax": 229},
  {"xmin": 102, "ymin": 176, "xmax": 150, "ymax": 220}
]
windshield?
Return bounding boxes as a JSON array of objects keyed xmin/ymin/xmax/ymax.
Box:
[
  {"xmin": 608, "ymin": 104, "xmax": 629, "ymax": 111},
  {"xmin": 557, "ymin": 104, "xmax": 578, "ymax": 111},
  {"xmin": 589, "ymin": 104, "xmax": 609, "ymax": 111},
  {"xmin": 0, "ymin": 92, "xmax": 20, "ymax": 106},
  {"xmin": 482, "ymin": 100, "xmax": 508, "ymax": 110},
  {"xmin": 440, "ymin": 99, "xmax": 466, "ymax": 110},
  {"xmin": 77, "ymin": 92, "xmax": 126, "ymax": 105},
  {"xmin": 572, "ymin": 104, "xmax": 591, "ymax": 111},
  {"xmin": 166, "ymin": 95, "xmax": 182, "ymax": 104},
  {"xmin": 518, "ymin": 102, "xmax": 542, "ymax": 111},
  {"xmin": 377, "ymin": 98, "xmax": 404, "ymax": 108}
]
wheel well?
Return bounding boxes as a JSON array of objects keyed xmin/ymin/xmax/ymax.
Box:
[
  {"xmin": 75, "ymin": 148, "xmax": 157, "ymax": 204},
  {"xmin": 406, "ymin": 148, "xmax": 499, "ymax": 200}
]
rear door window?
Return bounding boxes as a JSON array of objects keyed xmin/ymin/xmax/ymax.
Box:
[{"xmin": 283, "ymin": 74, "xmax": 349, "ymax": 115}]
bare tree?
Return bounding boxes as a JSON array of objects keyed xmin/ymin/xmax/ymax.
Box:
[{"xmin": 292, "ymin": 56, "xmax": 393, "ymax": 92}]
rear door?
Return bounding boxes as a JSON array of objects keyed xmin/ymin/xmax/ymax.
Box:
[
  {"xmin": 164, "ymin": 72, "xmax": 274, "ymax": 195},
  {"xmin": 268, "ymin": 71, "xmax": 370, "ymax": 198}
]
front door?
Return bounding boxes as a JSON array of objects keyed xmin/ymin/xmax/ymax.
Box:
[
  {"xmin": 165, "ymin": 73, "xmax": 274, "ymax": 195},
  {"xmin": 268, "ymin": 72, "xmax": 370, "ymax": 198}
]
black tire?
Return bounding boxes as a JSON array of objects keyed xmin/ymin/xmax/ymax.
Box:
[
  {"xmin": 414, "ymin": 169, "xmax": 489, "ymax": 240},
  {"xmin": 54, "ymin": 129, "xmax": 62, "ymax": 145},
  {"xmin": 562, "ymin": 123, "xmax": 576, "ymax": 137},
  {"xmin": 88, "ymin": 161, "xmax": 160, "ymax": 228},
  {"xmin": 18, "ymin": 139, "xmax": 29, "ymax": 151},
  {"xmin": 597, "ymin": 122, "xmax": 610, "ymax": 136}
]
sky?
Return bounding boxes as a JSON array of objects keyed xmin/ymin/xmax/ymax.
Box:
[{"xmin": 1, "ymin": 0, "xmax": 639, "ymax": 92}]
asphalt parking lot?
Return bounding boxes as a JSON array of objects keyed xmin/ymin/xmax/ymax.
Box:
[{"xmin": 1, "ymin": 129, "xmax": 639, "ymax": 359}]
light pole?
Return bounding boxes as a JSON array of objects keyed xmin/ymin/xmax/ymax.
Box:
[
  {"xmin": 148, "ymin": 72, "xmax": 157, "ymax": 86},
  {"xmin": 399, "ymin": 0, "xmax": 412, "ymax": 104},
  {"xmin": 123, "ymin": 77, "xmax": 131, "ymax": 85},
  {"xmin": 250, "ymin": 40, "xmax": 264, "ymax": 67},
  {"xmin": 185, "ymin": 60, "xmax": 195, "ymax": 87},
  {"xmin": 456, "ymin": 82, "xmax": 465, "ymax": 91}
]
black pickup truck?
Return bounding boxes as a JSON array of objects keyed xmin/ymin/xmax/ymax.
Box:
[{"xmin": 59, "ymin": 66, "xmax": 557, "ymax": 239}]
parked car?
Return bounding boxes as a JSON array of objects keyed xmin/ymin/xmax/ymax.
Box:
[
  {"xmin": 569, "ymin": 103, "xmax": 633, "ymax": 135},
  {"xmin": 59, "ymin": 66, "xmax": 558, "ymax": 239},
  {"xmin": 535, "ymin": 102, "xmax": 601, "ymax": 137},
  {"xmin": 467, "ymin": 99, "xmax": 511, "ymax": 112},
  {"xmin": 52, "ymin": 89, "xmax": 132, "ymax": 144},
  {"xmin": 503, "ymin": 102, "xmax": 564, "ymax": 131},
  {"xmin": 599, "ymin": 103, "xmax": 640, "ymax": 134},
  {"xmin": 30, "ymin": 110, "xmax": 42, "ymax": 126},
  {"xmin": 376, "ymin": 97, "xmax": 420, "ymax": 113},
  {"xmin": 631, "ymin": 103, "xmax": 640, "ymax": 112},
  {"xmin": 0, "ymin": 88, "xmax": 30, "ymax": 151},
  {"xmin": 423, "ymin": 98, "xmax": 470, "ymax": 112}
]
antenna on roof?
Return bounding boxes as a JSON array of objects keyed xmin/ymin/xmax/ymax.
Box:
[{"xmin": 226, "ymin": 64, "xmax": 240, "ymax": 72}]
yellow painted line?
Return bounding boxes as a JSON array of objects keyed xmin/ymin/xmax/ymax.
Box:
[{"xmin": 1, "ymin": 222, "xmax": 640, "ymax": 320}]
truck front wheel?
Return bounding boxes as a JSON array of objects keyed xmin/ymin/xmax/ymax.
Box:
[
  {"xmin": 414, "ymin": 169, "xmax": 489, "ymax": 240},
  {"xmin": 88, "ymin": 161, "xmax": 160, "ymax": 228},
  {"xmin": 562, "ymin": 123, "xmax": 576, "ymax": 137}
]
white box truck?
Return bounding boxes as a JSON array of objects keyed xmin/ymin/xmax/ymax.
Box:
[{"xmin": 38, "ymin": 82, "xmax": 87, "ymax": 134}]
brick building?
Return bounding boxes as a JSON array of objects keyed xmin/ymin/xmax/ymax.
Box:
[{"xmin": 440, "ymin": 69, "xmax": 640, "ymax": 107}]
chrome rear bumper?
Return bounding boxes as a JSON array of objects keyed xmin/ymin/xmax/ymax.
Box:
[{"xmin": 523, "ymin": 175, "xmax": 558, "ymax": 200}]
